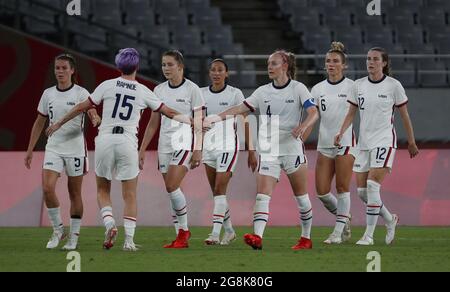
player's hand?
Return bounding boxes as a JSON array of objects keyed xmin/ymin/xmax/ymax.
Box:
[
  {"xmin": 91, "ymin": 114, "xmax": 102, "ymax": 127},
  {"xmin": 203, "ymin": 116, "xmax": 215, "ymax": 130},
  {"xmin": 190, "ymin": 150, "xmax": 202, "ymax": 169},
  {"xmin": 292, "ymin": 124, "xmax": 307, "ymax": 141},
  {"xmin": 408, "ymin": 142, "xmax": 419, "ymax": 158},
  {"xmin": 248, "ymin": 150, "xmax": 258, "ymax": 173},
  {"xmin": 24, "ymin": 151, "xmax": 33, "ymax": 169},
  {"xmin": 334, "ymin": 132, "xmax": 343, "ymax": 147},
  {"xmin": 138, "ymin": 150, "xmax": 146, "ymax": 170},
  {"xmin": 45, "ymin": 122, "xmax": 62, "ymax": 137}
]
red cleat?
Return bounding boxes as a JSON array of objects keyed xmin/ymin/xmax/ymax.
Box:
[
  {"xmin": 291, "ymin": 237, "xmax": 313, "ymax": 250},
  {"xmin": 244, "ymin": 233, "xmax": 262, "ymax": 250},
  {"xmin": 164, "ymin": 229, "xmax": 191, "ymax": 249}
]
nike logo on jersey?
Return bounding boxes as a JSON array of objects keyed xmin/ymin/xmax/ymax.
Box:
[
  {"xmin": 264, "ymin": 100, "xmax": 270, "ymax": 104},
  {"xmin": 375, "ymin": 161, "xmax": 383, "ymax": 164},
  {"xmin": 261, "ymin": 166, "xmax": 270, "ymax": 171},
  {"xmin": 116, "ymin": 80, "xmax": 136, "ymax": 91},
  {"xmin": 45, "ymin": 162, "xmax": 54, "ymax": 166},
  {"xmin": 75, "ymin": 169, "xmax": 81, "ymax": 172}
]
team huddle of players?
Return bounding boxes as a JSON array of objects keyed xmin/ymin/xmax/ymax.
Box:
[{"xmin": 25, "ymin": 42, "xmax": 419, "ymax": 252}]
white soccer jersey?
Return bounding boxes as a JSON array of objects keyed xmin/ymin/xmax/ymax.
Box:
[
  {"xmin": 312, "ymin": 77, "xmax": 356, "ymax": 148},
  {"xmin": 348, "ymin": 75, "xmax": 408, "ymax": 150},
  {"xmin": 89, "ymin": 77, "xmax": 163, "ymax": 143},
  {"xmin": 37, "ymin": 84, "xmax": 90, "ymax": 157},
  {"xmin": 202, "ymin": 85, "xmax": 244, "ymax": 151},
  {"xmin": 154, "ymin": 79, "xmax": 205, "ymax": 153},
  {"xmin": 243, "ymin": 80, "xmax": 315, "ymax": 156}
]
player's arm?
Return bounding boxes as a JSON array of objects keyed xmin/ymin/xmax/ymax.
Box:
[
  {"xmin": 87, "ymin": 108, "xmax": 101, "ymax": 127},
  {"xmin": 243, "ymin": 112, "xmax": 258, "ymax": 172},
  {"xmin": 204, "ymin": 103, "xmax": 250, "ymax": 129},
  {"xmin": 45, "ymin": 99, "xmax": 94, "ymax": 137},
  {"xmin": 334, "ymin": 103, "xmax": 358, "ymax": 147},
  {"xmin": 25, "ymin": 114, "xmax": 48, "ymax": 169},
  {"xmin": 159, "ymin": 105, "xmax": 192, "ymax": 125},
  {"xmin": 292, "ymin": 106, "xmax": 319, "ymax": 141},
  {"xmin": 398, "ymin": 104, "xmax": 419, "ymax": 158},
  {"xmin": 191, "ymin": 107, "xmax": 204, "ymax": 169},
  {"xmin": 139, "ymin": 111, "xmax": 161, "ymax": 170}
]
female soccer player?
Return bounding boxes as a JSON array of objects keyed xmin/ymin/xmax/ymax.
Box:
[
  {"xmin": 204, "ymin": 50, "xmax": 319, "ymax": 250},
  {"xmin": 311, "ymin": 42, "xmax": 355, "ymax": 244},
  {"xmin": 46, "ymin": 48, "xmax": 186, "ymax": 251},
  {"xmin": 139, "ymin": 50, "xmax": 204, "ymax": 249},
  {"xmin": 335, "ymin": 47, "xmax": 419, "ymax": 245},
  {"xmin": 201, "ymin": 59, "xmax": 258, "ymax": 245},
  {"xmin": 25, "ymin": 53, "xmax": 100, "ymax": 250}
]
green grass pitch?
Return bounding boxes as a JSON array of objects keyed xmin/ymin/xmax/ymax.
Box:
[{"xmin": 1, "ymin": 227, "xmax": 449, "ymax": 272}]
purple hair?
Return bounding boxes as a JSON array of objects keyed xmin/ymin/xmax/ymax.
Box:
[{"xmin": 115, "ymin": 48, "xmax": 140, "ymax": 75}]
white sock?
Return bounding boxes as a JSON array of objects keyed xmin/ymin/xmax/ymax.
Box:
[
  {"xmin": 223, "ymin": 206, "xmax": 234, "ymax": 234},
  {"xmin": 358, "ymin": 187, "xmax": 393, "ymax": 223},
  {"xmin": 169, "ymin": 188, "xmax": 188, "ymax": 231},
  {"xmin": 253, "ymin": 194, "xmax": 271, "ymax": 237},
  {"xmin": 70, "ymin": 217, "xmax": 82, "ymax": 239},
  {"xmin": 169, "ymin": 201, "xmax": 180, "ymax": 234},
  {"xmin": 318, "ymin": 193, "xmax": 338, "ymax": 215},
  {"xmin": 365, "ymin": 180, "xmax": 382, "ymax": 238},
  {"xmin": 47, "ymin": 207, "xmax": 63, "ymax": 231},
  {"xmin": 295, "ymin": 194, "xmax": 313, "ymax": 239},
  {"xmin": 124, "ymin": 217, "xmax": 136, "ymax": 240},
  {"xmin": 100, "ymin": 206, "xmax": 116, "ymax": 231},
  {"xmin": 212, "ymin": 195, "xmax": 227, "ymax": 236},
  {"xmin": 334, "ymin": 192, "xmax": 351, "ymax": 235}
]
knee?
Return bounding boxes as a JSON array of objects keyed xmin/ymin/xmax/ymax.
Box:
[
  {"xmin": 336, "ymin": 185, "xmax": 349, "ymax": 194},
  {"xmin": 42, "ymin": 184, "xmax": 55, "ymax": 196},
  {"xmin": 166, "ymin": 184, "xmax": 180, "ymax": 194}
]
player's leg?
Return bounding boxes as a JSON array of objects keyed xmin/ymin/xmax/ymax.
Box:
[
  {"xmin": 316, "ymin": 151, "xmax": 338, "ymax": 216},
  {"xmin": 121, "ymin": 177, "xmax": 139, "ymax": 251},
  {"xmin": 288, "ymin": 161, "xmax": 313, "ymax": 250},
  {"xmin": 159, "ymin": 152, "xmax": 180, "ymax": 234},
  {"xmin": 42, "ymin": 168, "xmax": 66, "ymax": 249},
  {"xmin": 163, "ymin": 160, "xmax": 191, "ymax": 248},
  {"xmin": 330, "ymin": 152, "xmax": 355, "ymax": 243},
  {"xmin": 63, "ymin": 174, "xmax": 83, "ymax": 250},
  {"xmin": 96, "ymin": 176, "xmax": 117, "ymax": 249}
]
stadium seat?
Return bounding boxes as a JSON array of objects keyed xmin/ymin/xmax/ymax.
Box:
[{"xmin": 419, "ymin": 61, "xmax": 448, "ymax": 87}]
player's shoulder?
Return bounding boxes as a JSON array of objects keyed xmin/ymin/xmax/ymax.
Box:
[
  {"xmin": 385, "ymin": 75, "xmax": 403, "ymax": 87},
  {"xmin": 226, "ymin": 84, "xmax": 242, "ymax": 94},
  {"xmin": 72, "ymin": 84, "xmax": 90, "ymax": 94},
  {"xmin": 343, "ymin": 77, "xmax": 355, "ymax": 86},
  {"xmin": 291, "ymin": 79, "xmax": 309, "ymax": 91},
  {"xmin": 154, "ymin": 81, "xmax": 168, "ymax": 92},
  {"xmin": 43, "ymin": 86, "xmax": 57, "ymax": 95},
  {"xmin": 354, "ymin": 76, "xmax": 368, "ymax": 86},
  {"xmin": 184, "ymin": 78, "xmax": 201, "ymax": 90},
  {"xmin": 311, "ymin": 79, "xmax": 327, "ymax": 91}
]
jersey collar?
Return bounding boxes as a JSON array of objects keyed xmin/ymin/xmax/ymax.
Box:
[
  {"xmin": 169, "ymin": 78, "xmax": 186, "ymax": 89},
  {"xmin": 209, "ymin": 84, "xmax": 227, "ymax": 94},
  {"xmin": 56, "ymin": 83, "xmax": 75, "ymax": 92},
  {"xmin": 272, "ymin": 79, "xmax": 291, "ymax": 90},
  {"xmin": 327, "ymin": 76, "xmax": 345, "ymax": 85},
  {"xmin": 368, "ymin": 75, "xmax": 387, "ymax": 84}
]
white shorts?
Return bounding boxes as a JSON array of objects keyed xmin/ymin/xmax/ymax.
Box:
[
  {"xmin": 203, "ymin": 149, "xmax": 239, "ymax": 173},
  {"xmin": 353, "ymin": 147, "xmax": 396, "ymax": 173},
  {"xmin": 258, "ymin": 154, "xmax": 307, "ymax": 180},
  {"xmin": 43, "ymin": 151, "xmax": 88, "ymax": 177},
  {"xmin": 318, "ymin": 146, "xmax": 357, "ymax": 159},
  {"xmin": 158, "ymin": 150, "xmax": 192, "ymax": 174},
  {"xmin": 95, "ymin": 135, "xmax": 139, "ymax": 181}
]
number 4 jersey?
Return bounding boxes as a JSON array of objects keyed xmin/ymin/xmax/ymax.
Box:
[
  {"xmin": 89, "ymin": 77, "xmax": 163, "ymax": 143},
  {"xmin": 37, "ymin": 84, "xmax": 90, "ymax": 157}
]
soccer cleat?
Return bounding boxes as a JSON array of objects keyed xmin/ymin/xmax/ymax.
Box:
[
  {"xmin": 46, "ymin": 228, "xmax": 66, "ymax": 249},
  {"xmin": 292, "ymin": 237, "xmax": 313, "ymax": 250},
  {"xmin": 61, "ymin": 235, "xmax": 78, "ymax": 251},
  {"xmin": 342, "ymin": 214, "xmax": 352, "ymax": 242},
  {"xmin": 103, "ymin": 226, "xmax": 118, "ymax": 250},
  {"xmin": 220, "ymin": 231, "xmax": 237, "ymax": 246},
  {"xmin": 356, "ymin": 235, "xmax": 374, "ymax": 246},
  {"xmin": 123, "ymin": 240, "xmax": 139, "ymax": 252},
  {"xmin": 323, "ymin": 232, "xmax": 342, "ymax": 245},
  {"xmin": 243, "ymin": 233, "xmax": 262, "ymax": 250},
  {"xmin": 385, "ymin": 214, "xmax": 399, "ymax": 245},
  {"xmin": 164, "ymin": 229, "xmax": 191, "ymax": 249},
  {"xmin": 204, "ymin": 234, "xmax": 220, "ymax": 245}
]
